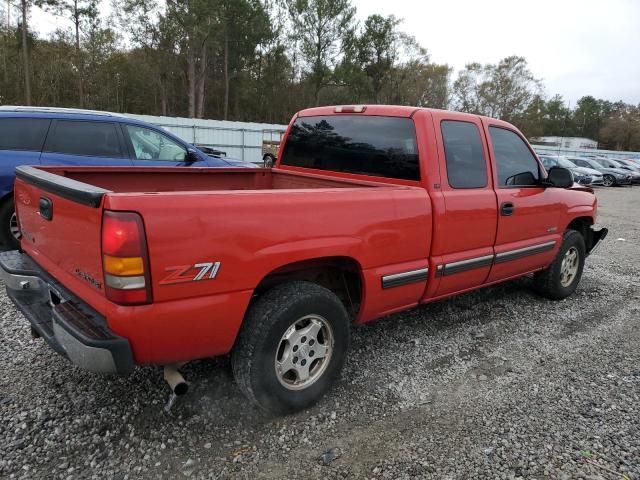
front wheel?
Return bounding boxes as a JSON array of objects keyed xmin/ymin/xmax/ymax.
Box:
[
  {"xmin": 533, "ymin": 229, "xmax": 585, "ymax": 300},
  {"xmin": 232, "ymin": 281, "xmax": 350, "ymax": 414},
  {"xmin": 603, "ymin": 174, "xmax": 616, "ymax": 187},
  {"xmin": 0, "ymin": 198, "xmax": 20, "ymax": 250}
]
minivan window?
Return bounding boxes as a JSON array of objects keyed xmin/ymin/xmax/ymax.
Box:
[
  {"xmin": 47, "ymin": 120, "xmax": 124, "ymax": 158},
  {"xmin": 126, "ymin": 125, "xmax": 188, "ymax": 161},
  {"xmin": 489, "ymin": 127, "xmax": 540, "ymax": 186},
  {"xmin": 441, "ymin": 121, "xmax": 487, "ymax": 188},
  {"xmin": 0, "ymin": 118, "xmax": 50, "ymax": 151},
  {"xmin": 280, "ymin": 115, "xmax": 420, "ymax": 181}
]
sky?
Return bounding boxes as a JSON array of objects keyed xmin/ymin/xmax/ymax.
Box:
[
  {"xmin": 26, "ymin": 0, "xmax": 640, "ymax": 106},
  {"xmin": 353, "ymin": 0, "xmax": 640, "ymax": 105}
]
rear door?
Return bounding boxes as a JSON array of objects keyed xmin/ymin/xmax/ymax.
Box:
[
  {"xmin": 40, "ymin": 119, "xmax": 133, "ymax": 167},
  {"xmin": 428, "ymin": 111, "xmax": 498, "ymax": 297},
  {"xmin": 483, "ymin": 123, "xmax": 563, "ymax": 282}
]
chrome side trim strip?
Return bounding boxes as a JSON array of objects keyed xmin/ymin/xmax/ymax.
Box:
[
  {"xmin": 442, "ymin": 254, "xmax": 494, "ymax": 276},
  {"xmin": 494, "ymin": 241, "xmax": 556, "ymax": 264},
  {"xmin": 381, "ymin": 267, "xmax": 429, "ymax": 289},
  {"xmin": 434, "ymin": 241, "xmax": 558, "ymax": 277}
]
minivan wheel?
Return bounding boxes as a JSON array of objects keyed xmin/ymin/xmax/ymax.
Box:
[
  {"xmin": 232, "ymin": 281, "xmax": 350, "ymax": 414},
  {"xmin": 603, "ymin": 174, "xmax": 615, "ymax": 187},
  {"xmin": 263, "ymin": 154, "xmax": 275, "ymax": 168},
  {"xmin": 533, "ymin": 229, "xmax": 585, "ymax": 300},
  {"xmin": 0, "ymin": 198, "xmax": 20, "ymax": 250}
]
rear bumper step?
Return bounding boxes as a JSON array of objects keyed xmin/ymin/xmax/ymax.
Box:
[{"xmin": 0, "ymin": 250, "xmax": 134, "ymax": 374}]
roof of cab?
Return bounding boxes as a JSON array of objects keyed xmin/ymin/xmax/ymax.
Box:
[{"xmin": 296, "ymin": 104, "xmax": 519, "ymax": 130}]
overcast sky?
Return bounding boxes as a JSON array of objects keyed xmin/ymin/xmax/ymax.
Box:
[
  {"xmin": 353, "ymin": 0, "xmax": 640, "ymax": 105},
  {"xmin": 29, "ymin": 0, "xmax": 639, "ymax": 105}
]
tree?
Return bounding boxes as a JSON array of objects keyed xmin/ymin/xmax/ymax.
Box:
[
  {"xmin": 600, "ymin": 105, "xmax": 640, "ymax": 151},
  {"xmin": 357, "ymin": 14, "xmax": 398, "ymax": 103},
  {"xmin": 36, "ymin": 0, "xmax": 98, "ymax": 107},
  {"xmin": 287, "ymin": 0, "xmax": 355, "ymax": 106},
  {"xmin": 19, "ymin": 0, "xmax": 31, "ymax": 104},
  {"xmin": 453, "ymin": 56, "xmax": 540, "ymax": 122}
]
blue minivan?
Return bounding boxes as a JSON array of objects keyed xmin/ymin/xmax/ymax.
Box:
[{"xmin": 0, "ymin": 106, "xmax": 254, "ymax": 249}]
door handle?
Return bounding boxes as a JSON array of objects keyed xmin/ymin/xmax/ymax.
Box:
[{"xmin": 500, "ymin": 202, "xmax": 514, "ymax": 216}]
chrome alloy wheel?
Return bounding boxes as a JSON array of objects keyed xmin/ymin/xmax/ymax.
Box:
[
  {"xmin": 560, "ymin": 246, "xmax": 579, "ymax": 287},
  {"xmin": 603, "ymin": 175, "xmax": 614, "ymax": 187},
  {"xmin": 275, "ymin": 314, "xmax": 334, "ymax": 390},
  {"xmin": 9, "ymin": 212, "xmax": 21, "ymax": 241}
]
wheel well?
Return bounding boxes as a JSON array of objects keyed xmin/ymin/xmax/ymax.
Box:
[
  {"xmin": 253, "ymin": 257, "xmax": 363, "ymax": 319},
  {"xmin": 567, "ymin": 216, "xmax": 594, "ymax": 250}
]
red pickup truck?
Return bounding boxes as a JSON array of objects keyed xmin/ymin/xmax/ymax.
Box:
[{"xmin": 1, "ymin": 105, "xmax": 607, "ymax": 414}]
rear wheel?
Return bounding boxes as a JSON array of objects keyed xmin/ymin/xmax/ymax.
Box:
[
  {"xmin": 533, "ymin": 229, "xmax": 585, "ymax": 300},
  {"xmin": 0, "ymin": 198, "xmax": 20, "ymax": 250},
  {"xmin": 232, "ymin": 281, "xmax": 350, "ymax": 414},
  {"xmin": 603, "ymin": 174, "xmax": 616, "ymax": 187}
]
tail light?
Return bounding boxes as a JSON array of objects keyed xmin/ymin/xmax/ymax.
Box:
[{"xmin": 101, "ymin": 211, "xmax": 152, "ymax": 305}]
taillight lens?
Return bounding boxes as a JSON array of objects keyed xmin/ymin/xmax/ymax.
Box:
[{"xmin": 101, "ymin": 211, "xmax": 152, "ymax": 305}]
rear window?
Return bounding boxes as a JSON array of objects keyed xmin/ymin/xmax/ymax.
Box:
[
  {"xmin": 46, "ymin": 120, "xmax": 124, "ymax": 158},
  {"xmin": 280, "ymin": 115, "xmax": 420, "ymax": 181},
  {"xmin": 0, "ymin": 118, "xmax": 50, "ymax": 151}
]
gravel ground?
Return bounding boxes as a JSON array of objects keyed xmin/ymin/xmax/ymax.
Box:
[{"xmin": 1, "ymin": 186, "xmax": 639, "ymax": 480}]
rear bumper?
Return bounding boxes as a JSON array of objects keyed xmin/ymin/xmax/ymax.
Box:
[{"xmin": 0, "ymin": 250, "xmax": 134, "ymax": 374}]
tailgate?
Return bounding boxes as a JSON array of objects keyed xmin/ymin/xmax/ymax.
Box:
[{"xmin": 14, "ymin": 166, "xmax": 109, "ymax": 300}]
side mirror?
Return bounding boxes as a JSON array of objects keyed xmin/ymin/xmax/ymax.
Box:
[
  {"xmin": 186, "ymin": 149, "xmax": 201, "ymax": 164},
  {"xmin": 544, "ymin": 167, "xmax": 573, "ymax": 188}
]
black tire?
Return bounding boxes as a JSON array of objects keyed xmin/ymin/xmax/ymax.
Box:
[
  {"xmin": 263, "ymin": 154, "xmax": 275, "ymax": 168},
  {"xmin": 232, "ymin": 281, "xmax": 350, "ymax": 414},
  {"xmin": 602, "ymin": 174, "xmax": 616, "ymax": 187},
  {"xmin": 533, "ymin": 229, "xmax": 586, "ymax": 300},
  {"xmin": 0, "ymin": 198, "xmax": 20, "ymax": 251}
]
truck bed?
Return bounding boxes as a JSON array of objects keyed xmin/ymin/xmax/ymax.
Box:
[
  {"xmin": 34, "ymin": 166, "xmax": 381, "ymax": 193},
  {"xmin": 13, "ymin": 165, "xmax": 432, "ymax": 365}
]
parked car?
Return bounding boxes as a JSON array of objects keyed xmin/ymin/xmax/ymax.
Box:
[
  {"xmin": 0, "ymin": 106, "xmax": 255, "ymax": 249},
  {"xmin": 1, "ymin": 105, "xmax": 607, "ymax": 414},
  {"xmin": 538, "ymin": 155, "xmax": 592, "ymax": 185},
  {"xmin": 560, "ymin": 156, "xmax": 604, "ymax": 186},
  {"xmin": 571, "ymin": 157, "xmax": 633, "ymax": 187},
  {"xmin": 592, "ymin": 157, "xmax": 640, "ymax": 185}
]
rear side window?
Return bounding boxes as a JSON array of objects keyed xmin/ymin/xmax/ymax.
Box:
[
  {"xmin": 489, "ymin": 127, "xmax": 540, "ymax": 186},
  {"xmin": 441, "ymin": 121, "xmax": 487, "ymax": 188},
  {"xmin": 46, "ymin": 120, "xmax": 124, "ymax": 158},
  {"xmin": 280, "ymin": 115, "xmax": 420, "ymax": 181},
  {"xmin": 0, "ymin": 118, "xmax": 50, "ymax": 151}
]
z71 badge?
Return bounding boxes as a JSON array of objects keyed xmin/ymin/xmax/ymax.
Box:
[{"xmin": 160, "ymin": 261, "xmax": 221, "ymax": 286}]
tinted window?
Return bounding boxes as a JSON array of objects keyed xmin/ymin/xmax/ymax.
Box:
[
  {"xmin": 0, "ymin": 118, "xmax": 50, "ymax": 151},
  {"xmin": 47, "ymin": 120, "xmax": 123, "ymax": 157},
  {"xmin": 441, "ymin": 121, "xmax": 486, "ymax": 188},
  {"xmin": 280, "ymin": 115, "xmax": 419, "ymax": 181},
  {"xmin": 126, "ymin": 125, "xmax": 187, "ymax": 161},
  {"xmin": 489, "ymin": 127, "xmax": 539, "ymax": 186}
]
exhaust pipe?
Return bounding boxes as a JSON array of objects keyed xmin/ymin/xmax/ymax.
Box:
[{"xmin": 163, "ymin": 364, "xmax": 189, "ymax": 396}]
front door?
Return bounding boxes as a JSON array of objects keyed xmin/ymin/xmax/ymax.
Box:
[{"xmin": 483, "ymin": 123, "xmax": 563, "ymax": 283}]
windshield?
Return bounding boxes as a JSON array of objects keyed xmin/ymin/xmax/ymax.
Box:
[{"xmin": 558, "ymin": 158, "xmax": 577, "ymax": 168}]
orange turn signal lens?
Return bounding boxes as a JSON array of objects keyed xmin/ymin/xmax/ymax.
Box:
[{"xmin": 103, "ymin": 255, "xmax": 144, "ymax": 276}]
